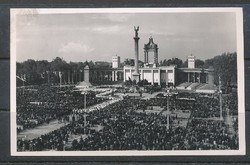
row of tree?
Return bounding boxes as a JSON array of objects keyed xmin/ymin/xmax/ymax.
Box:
[
  {"xmin": 159, "ymin": 57, "xmax": 208, "ymax": 68},
  {"xmin": 17, "ymin": 52, "xmax": 237, "ymax": 87},
  {"xmin": 123, "ymin": 56, "xmax": 210, "ymax": 69},
  {"xmin": 212, "ymin": 52, "xmax": 237, "ymax": 86},
  {"xmin": 16, "ymin": 57, "xmax": 95, "ymax": 85}
]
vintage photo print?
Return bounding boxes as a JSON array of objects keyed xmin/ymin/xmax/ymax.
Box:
[{"xmin": 10, "ymin": 8, "xmax": 245, "ymax": 156}]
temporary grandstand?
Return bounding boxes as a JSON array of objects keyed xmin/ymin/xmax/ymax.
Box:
[
  {"xmin": 195, "ymin": 84, "xmax": 218, "ymax": 93},
  {"xmin": 176, "ymin": 82, "xmax": 217, "ymax": 93},
  {"xmin": 186, "ymin": 83, "xmax": 200, "ymax": 90},
  {"xmin": 176, "ymin": 82, "xmax": 192, "ymax": 90}
]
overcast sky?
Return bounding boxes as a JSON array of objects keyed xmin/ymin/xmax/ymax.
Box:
[{"xmin": 15, "ymin": 11, "xmax": 237, "ymax": 63}]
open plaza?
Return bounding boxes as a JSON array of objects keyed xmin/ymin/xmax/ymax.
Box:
[{"xmin": 16, "ymin": 83, "xmax": 238, "ymax": 151}]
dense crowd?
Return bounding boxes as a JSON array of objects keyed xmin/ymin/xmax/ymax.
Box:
[
  {"xmin": 185, "ymin": 119, "xmax": 238, "ymax": 150},
  {"xmin": 17, "ymin": 85, "xmax": 108, "ymax": 131},
  {"xmin": 17, "ymin": 91, "xmax": 239, "ymax": 151}
]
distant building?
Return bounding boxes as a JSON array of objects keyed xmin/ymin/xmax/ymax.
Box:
[
  {"xmin": 112, "ymin": 55, "xmax": 120, "ymax": 68},
  {"xmin": 83, "ymin": 28, "xmax": 215, "ymax": 90},
  {"xmin": 177, "ymin": 55, "xmax": 214, "ymax": 85}
]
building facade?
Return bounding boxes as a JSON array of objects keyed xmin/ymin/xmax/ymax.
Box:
[
  {"xmin": 124, "ymin": 65, "xmax": 176, "ymax": 86},
  {"xmin": 83, "ymin": 28, "xmax": 215, "ymax": 88}
]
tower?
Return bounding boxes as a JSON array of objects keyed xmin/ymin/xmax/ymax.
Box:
[
  {"xmin": 144, "ymin": 36, "xmax": 158, "ymax": 66},
  {"xmin": 112, "ymin": 55, "xmax": 120, "ymax": 68},
  {"xmin": 132, "ymin": 26, "xmax": 140, "ymax": 83},
  {"xmin": 188, "ymin": 54, "xmax": 195, "ymax": 68}
]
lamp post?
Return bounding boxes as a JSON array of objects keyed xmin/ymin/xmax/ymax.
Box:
[
  {"xmin": 22, "ymin": 74, "xmax": 26, "ymax": 95},
  {"xmin": 46, "ymin": 71, "xmax": 50, "ymax": 84},
  {"xmin": 82, "ymin": 91, "xmax": 87, "ymax": 134},
  {"xmin": 164, "ymin": 89, "xmax": 172, "ymax": 130},
  {"xmin": 84, "ymin": 93, "xmax": 87, "ymax": 110},
  {"xmin": 59, "ymin": 71, "xmax": 62, "ymax": 89},
  {"xmin": 83, "ymin": 113, "xmax": 87, "ymax": 134},
  {"xmin": 16, "ymin": 75, "xmax": 26, "ymax": 95},
  {"xmin": 71, "ymin": 70, "xmax": 74, "ymax": 84}
]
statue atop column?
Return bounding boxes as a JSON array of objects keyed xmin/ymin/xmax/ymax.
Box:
[
  {"xmin": 134, "ymin": 26, "xmax": 139, "ymax": 37},
  {"xmin": 133, "ymin": 26, "xmax": 140, "ymax": 83}
]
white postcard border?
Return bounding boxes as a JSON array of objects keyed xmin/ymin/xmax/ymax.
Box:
[{"xmin": 10, "ymin": 7, "xmax": 245, "ymax": 156}]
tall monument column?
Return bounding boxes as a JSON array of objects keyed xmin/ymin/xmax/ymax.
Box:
[{"xmin": 132, "ymin": 26, "xmax": 140, "ymax": 83}]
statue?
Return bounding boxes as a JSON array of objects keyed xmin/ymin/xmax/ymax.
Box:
[{"xmin": 134, "ymin": 26, "xmax": 139, "ymax": 37}]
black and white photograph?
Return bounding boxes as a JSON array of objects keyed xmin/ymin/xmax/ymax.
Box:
[{"xmin": 10, "ymin": 8, "xmax": 245, "ymax": 156}]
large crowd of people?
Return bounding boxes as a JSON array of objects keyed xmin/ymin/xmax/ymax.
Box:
[
  {"xmin": 17, "ymin": 90, "xmax": 239, "ymax": 151},
  {"xmin": 185, "ymin": 119, "xmax": 238, "ymax": 150},
  {"xmin": 16, "ymin": 85, "xmax": 108, "ymax": 131}
]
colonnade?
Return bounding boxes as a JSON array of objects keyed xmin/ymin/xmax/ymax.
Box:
[
  {"xmin": 90, "ymin": 70, "xmax": 123, "ymax": 82},
  {"xmin": 46, "ymin": 70, "xmax": 84, "ymax": 85},
  {"xmin": 186, "ymin": 72, "xmax": 208, "ymax": 84}
]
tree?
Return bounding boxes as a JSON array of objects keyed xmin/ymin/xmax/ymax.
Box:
[
  {"xmin": 195, "ymin": 59, "xmax": 205, "ymax": 68},
  {"xmin": 206, "ymin": 52, "xmax": 237, "ymax": 88},
  {"xmin": 204, "ymin": 59, "xmax": 214, "ymax": 68},
  {"xmin": 36, "ymin": 60, "xmax": 50, "ymax": 84},
  {"xmin": 50, "ymin": 57, "xmax": 70, "ymax": 75},
  {"xmin": 124, "ymin": 58, "xmax": 144, "ymax": 67},
  {"xmin": 161, "ymin": 58, "xmax": 183, "ymax": 68},
  {"xmin": 88, "ymin": 61, "xmax": 95, "ymax": 68},
  {"xmin": 21, "ymin": 59, "xmax": 40, "ymax": 84},
  {"xmin": 137, "ymin": 79, "xmax": 149, "ymax": 86},
  {"xmin": 83, "ymin": 60, "xmax": 89, "ymax": 67},
  {"xmin": 36, "ymin": 60, "xmax": 49, "ymax": 73},
  {"xmin": 77, "ymin": 62, "xmax": 85, "ymax": 70},
  {"xmin": 182, "ymin": 60, "xmax": 188, "ymax": 67},
  {"xmin": 124, "ymin": 58, "xmax": 134, "ymax": 66}
]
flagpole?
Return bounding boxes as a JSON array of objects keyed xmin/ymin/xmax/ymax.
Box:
[
  {"xmin": 59, "ymin": 71, "xmax": 62, "ymax": 89},
  {"xmin": 219, "ymin": 76, "xmax": 223, "ymax": 123}
]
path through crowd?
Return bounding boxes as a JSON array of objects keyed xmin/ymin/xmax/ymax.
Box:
[
  {"xmin": 115, "ymin": 91, "xmax": 161, "ymax": 100},
  {"xmin": 17, "ymin": 96, "xmax": 120, "ymax": 141},
  {"xmin": 17, "ymin": 119, "xmax": 69, "ymax": 140}
]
